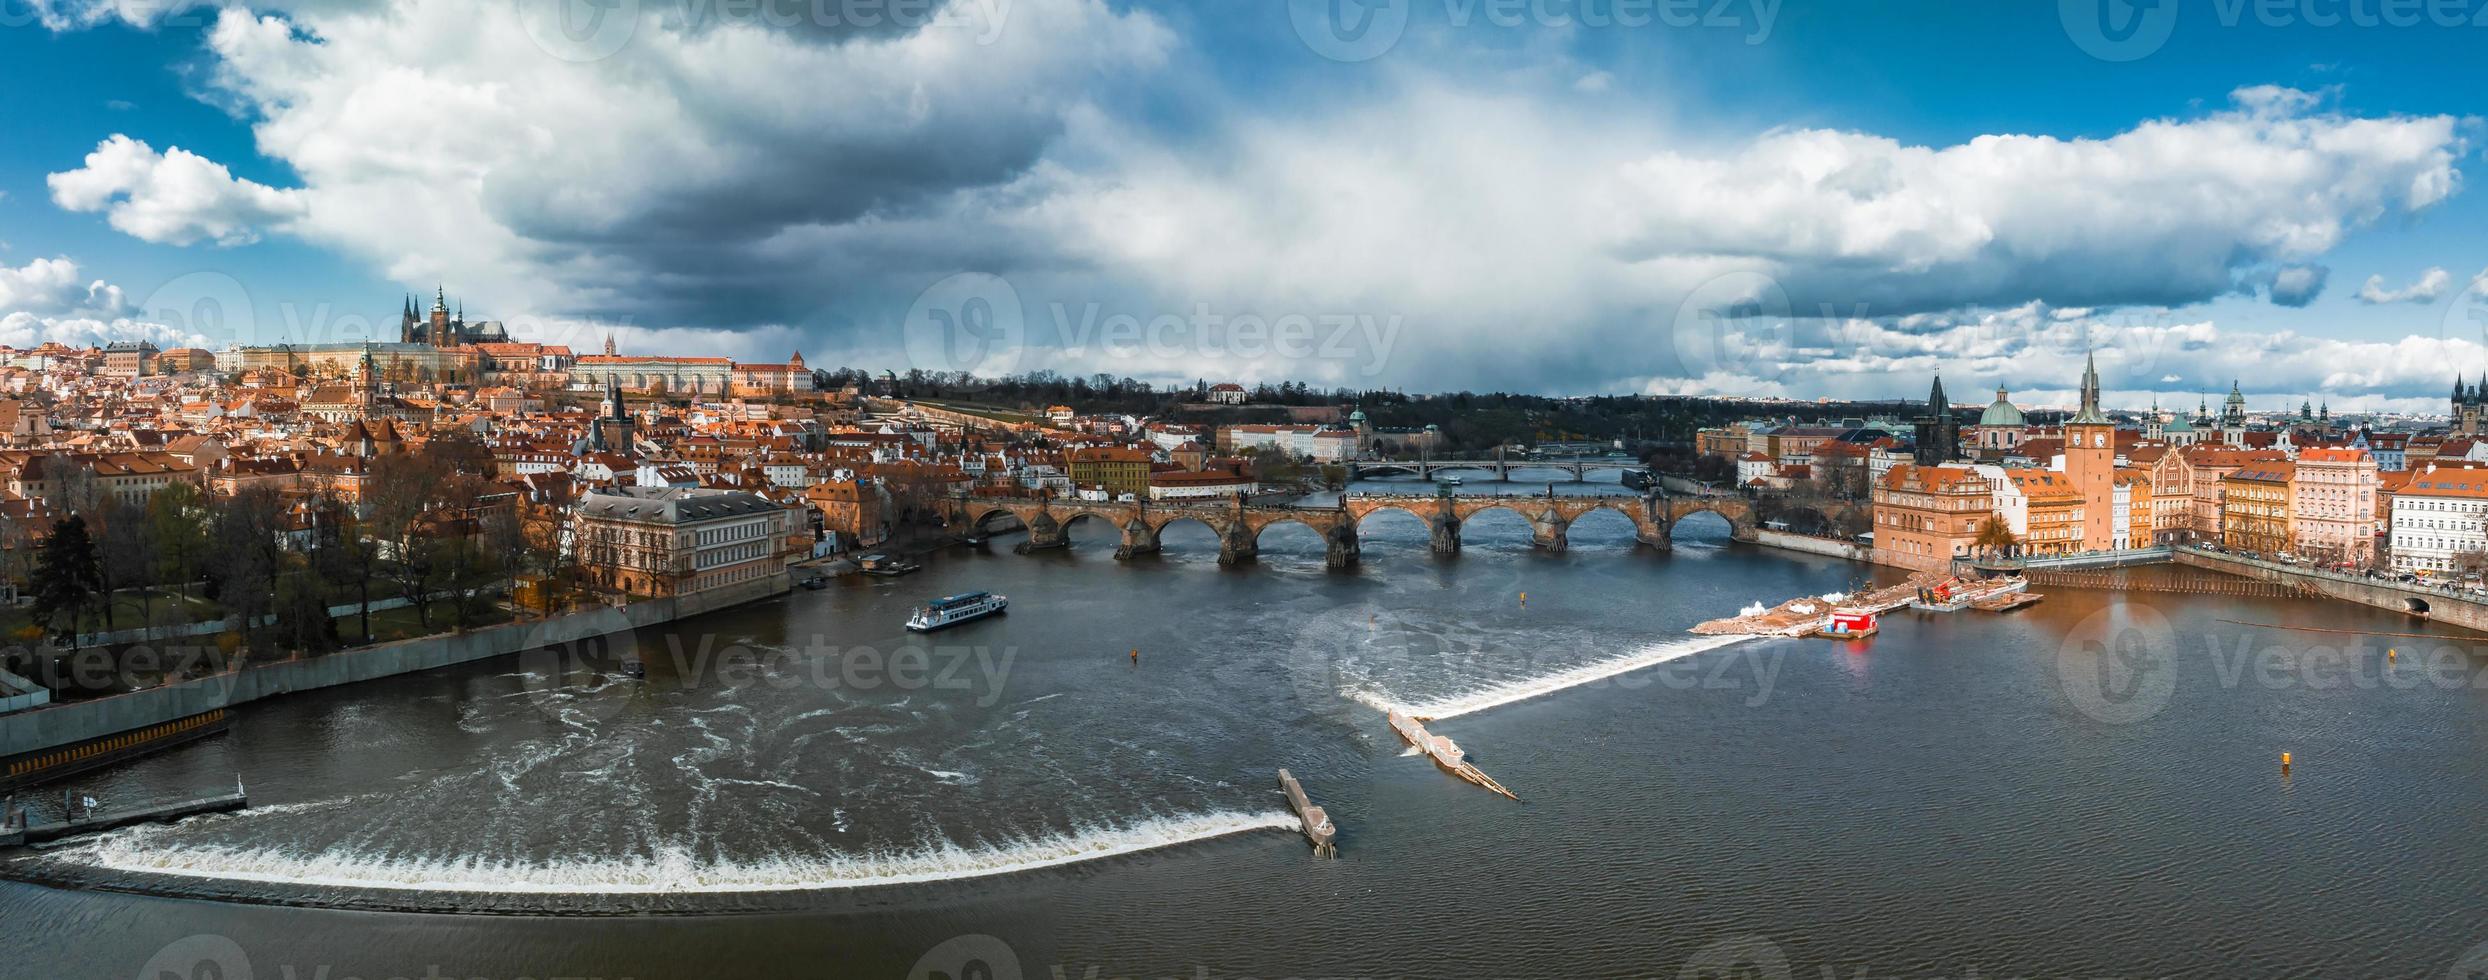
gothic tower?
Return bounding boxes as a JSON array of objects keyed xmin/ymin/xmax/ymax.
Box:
[
  {"xmin": 1912, "ymin": 373, "xmax": 1959, "ymax": 466},
  {"xmin": 2063, "ymin": 352, "xmax": 2117, "ymax": 552},
  {"xmin": 429, "ymin": 286, "xmax": 450, "ymax": 347}
]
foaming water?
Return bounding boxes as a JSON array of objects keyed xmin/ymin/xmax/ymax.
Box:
[
  {"xmin": 1355, "ymin": 635, "xmax": 1753, "ymax": 720},
  {"xmin": 58, "ymin": 809, "xmax": 1297, "ymax": 895}
]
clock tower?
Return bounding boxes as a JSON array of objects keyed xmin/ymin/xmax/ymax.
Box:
[{"xmin": 2063, "ymin": 352, "xmax": 2117, "ymax": 551}]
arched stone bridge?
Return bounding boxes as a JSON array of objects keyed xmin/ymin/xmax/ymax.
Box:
[
  {"xmin": 943, "ymin": 492, "xmax": 1861, "ymax": 570},
  {"xmin": 1344, "ymin": 447, "xmax": 1646, "ymax": 483}
]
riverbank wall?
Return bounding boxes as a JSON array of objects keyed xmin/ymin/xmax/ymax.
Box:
[
  {"xmin": 2172, "ymin": 548, "xmax": 2488, "ymax": 633},
  {"xmin": 0, "ymin": 572, "xmax": 790, "ymax": 763}
]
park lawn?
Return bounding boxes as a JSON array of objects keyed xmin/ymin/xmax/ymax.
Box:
[{"xmin": 335, "ymin": 598, "xmax": 514, "ymax": 646}]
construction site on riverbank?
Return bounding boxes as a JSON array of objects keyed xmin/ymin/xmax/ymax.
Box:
[{"xmin": 1693, "ymin": 571, "xmax": 2040, "ymax": 638}]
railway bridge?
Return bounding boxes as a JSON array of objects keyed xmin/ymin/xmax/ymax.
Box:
[{"xmin": 942, "ymin": 491, "xmax": 1861, "ymax": 569}]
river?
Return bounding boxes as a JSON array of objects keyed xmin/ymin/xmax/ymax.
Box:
[{"xmin": 6, "ymin": 472, "xmax": 2488, "ymax": 978}]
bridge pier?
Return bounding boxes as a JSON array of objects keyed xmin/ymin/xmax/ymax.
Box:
[
  {"xmin": 1640, "ymin": 519, "xmax": 1670, "ymax": 552},
  {"xmin": 1533, "ymin": 516, "xmax": 1569, "ymax": 553},
  {"xmin": 1326, "ymin": 522, "xmax": 1360, "ymax": 570},
  {"xmin": 1014, "ymin": 512, "xmax": 1068, "ymax": 553},
  {"xmin": 1114, "ymin": 520, "xmax": 1160, "ymax": 560},
  {"xmin": 1430, "ymin": 516, "xmax": 1461, "ymax": 555},
  {"xmin": 1219, "ymin": 524, "xmax": 1258, "ymax": 566}
]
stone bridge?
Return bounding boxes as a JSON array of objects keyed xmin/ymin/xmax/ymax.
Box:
[
  {"xmin": 944, "ymin": 492, "xmax": 1862, "ymax": 569},
  {"xmin": 1344, "ymin": 446, "xmax": 1646, "ymax": 483}
]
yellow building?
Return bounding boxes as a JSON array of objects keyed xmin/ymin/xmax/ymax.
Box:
[
  {"xmin": 1066, "ymin": 446, "xmax": 1155, "ymax": 499},
  {"xmin": 2220, "ymin": 461, "xmax": 2296, "ymax": 556},
  {"xmin": 2008, "ymin": 469, "xmax": 2085, "ymax": 555}
]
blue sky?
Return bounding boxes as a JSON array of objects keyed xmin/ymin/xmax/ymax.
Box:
[{"xmin": 2, "ymin": 0, "xmax": 2485, "ymax": 412}]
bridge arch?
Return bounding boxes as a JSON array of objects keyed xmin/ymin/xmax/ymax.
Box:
[
  {"xmin": 1561, "ymin": 504, "xmax": 1645, "ymax": 547},
  {"xmin": 1149, "ymin": 514, "xmax": 1231, "ymax": 543},
  {"xmin": 1664, "ymin": 505, "xmax": 1746, "ymax": 543},
  {"xmin": 1251, "ymin": 516, "xmax": 1331, "ymax": 550},
  {"xmin": 969, "ymin": 507, "xmax": 1029, "ymax": 533}
]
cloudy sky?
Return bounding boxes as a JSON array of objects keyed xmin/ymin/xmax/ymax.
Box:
[{"xmin": 2, "ymin": 0, "xmax": 2485, "ymax": 413}]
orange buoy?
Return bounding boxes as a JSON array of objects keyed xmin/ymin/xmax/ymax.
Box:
[
  {"xmin": 2280, "ymin": 751, "xmax": 2293, "ymax": 772},
  {"xmin": 2388, "ymin": 648, "xmax": 2398, "ymax": 662}
]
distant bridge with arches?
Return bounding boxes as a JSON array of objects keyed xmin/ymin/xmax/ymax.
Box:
[
  {"xmin": 940, "ymin": 491, "xmax": 1864, "ymax": 570},
  {"xmin": 1344, "ymin": 446, "xmax": 1647, "ymax": 483}
]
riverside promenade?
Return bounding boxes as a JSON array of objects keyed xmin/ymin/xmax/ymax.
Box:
[{"xmin": 0, "ymin": 572, "xmax": 791, "ymax": 772}]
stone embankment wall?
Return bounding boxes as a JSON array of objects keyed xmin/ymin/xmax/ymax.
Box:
[{"xmin": 0, "ymin": 573, "xmax": 789, "ymax": 758}]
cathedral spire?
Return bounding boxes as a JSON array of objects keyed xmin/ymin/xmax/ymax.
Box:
[{"xmin": 2070, "ymin": 350, "xmax": 2108, "ymax": 424}]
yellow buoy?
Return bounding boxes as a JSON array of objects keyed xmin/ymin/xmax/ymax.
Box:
[
  {"xmin": 2280, "ymin": 751, "xmax": 2292, "ymax": 771},
  {"xmin": 2388, "ymin": 648, "xmax": 2397, "ymax": 662}
]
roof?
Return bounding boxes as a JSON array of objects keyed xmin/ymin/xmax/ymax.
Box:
[
  {"xmin": 2227, "ymin": 461, "xmax": 2297, "ymax": 484},
  {"xmin": 577, "ymin": 486, "xmax": 780, "ymax": 525},
  {"xmin": 2401, "ymin": 470, "xmax": 2488, "ymax": 499},
  {"xmin": 1977, "ymin": 390, "xmax": 2024, "ymax": 428}
]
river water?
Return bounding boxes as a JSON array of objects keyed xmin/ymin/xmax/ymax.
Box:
[{"xmin": 7, "ymin": 472, "xmax": 2488, "ymax": 978}]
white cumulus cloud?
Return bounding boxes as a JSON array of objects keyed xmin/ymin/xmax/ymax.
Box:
[
  {"xmin": 2356, "ymin": 266, "xmax": 2456, "ymax": 304},
  {"xmin": 47, "ymin": 134, "xmax": 309, "ymax": 246}
]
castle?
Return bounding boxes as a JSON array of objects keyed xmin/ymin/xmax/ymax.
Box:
[{"xmin": 398, "ymin": 286, "xmax": 510, "ymax": 347}]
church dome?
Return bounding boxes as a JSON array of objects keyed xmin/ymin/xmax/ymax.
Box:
[{"xmin": 1977, "ymin": 388, "xmax": 2024, "ymax": 428}]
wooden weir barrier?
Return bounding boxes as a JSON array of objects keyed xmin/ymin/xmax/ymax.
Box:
[{"xmin": 2020, "ymin": 568, "xmax": 2313, "ymax": 598}]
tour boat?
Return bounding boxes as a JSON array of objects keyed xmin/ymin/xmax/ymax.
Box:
[
  {"xmin": 907, "ymin": 591, "xmax": 1008, "ymax": 632},
  {"xmin": 1439, "ymin": 476, "xmax": 1464, "ymax": 487}
]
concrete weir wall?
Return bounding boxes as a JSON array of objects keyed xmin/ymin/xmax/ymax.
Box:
[
  {"xmin": 2174, "ymin": 550, "xmax": 2488, "ymax": 633},
  {"xmin": 1751, "ymin": 529, "xmax": 1871, "ymax": 563},
  {"xmin": 0, "ymin": 573, "xmax": 790, "ymax": 758}
]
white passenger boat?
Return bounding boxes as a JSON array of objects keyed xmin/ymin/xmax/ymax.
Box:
[{"xmin": 906, "ymin": 591, "xmax": 1008, "ymax": 631}]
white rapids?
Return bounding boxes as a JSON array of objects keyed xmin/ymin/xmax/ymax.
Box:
[
  {"xmin": 56, "ymin": 809, "xmax": 1297, "ymax": 895},
  {"xmin": 1351, "ymin": 634, "xmax": 1754, "ymax": 720}
]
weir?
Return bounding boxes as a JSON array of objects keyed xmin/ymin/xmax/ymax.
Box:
[{"xmin": 2, "ymin": 779, "xmax": 248, "ymax": 849}]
